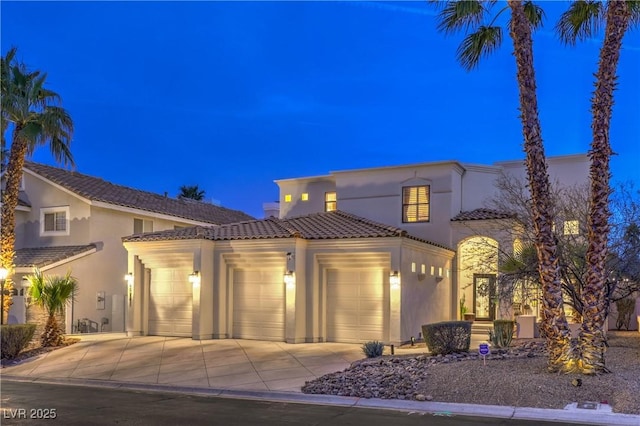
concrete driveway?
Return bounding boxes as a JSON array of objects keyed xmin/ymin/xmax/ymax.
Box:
[{"xmin": 1, "ymin": 334, "xmax": 376, "ymax": 392}]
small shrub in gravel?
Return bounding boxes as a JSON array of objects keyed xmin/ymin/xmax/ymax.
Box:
[
  {"xmin": 362, "ymin": 340, "xmax": 385, "ymax": 358},
  {"xmin": 489, "ymin": 319, "xmax": 515, "ymax": 348},
  {"xmin": 0, "ymin": 324, "xmax": 36, "ymax": 359},
  {"xmin": 422, "ymin": 321, "xmax": 471, "ymax": 355}
]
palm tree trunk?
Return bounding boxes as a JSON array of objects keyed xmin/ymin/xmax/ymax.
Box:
[
  {"xmin": 0, "ymin": 129, "xmax": 28, "ymax": 322},
  {"xmin": 507, "ymin": 0, "xmax": 573, "ymax": 371},
  {"xmin": 42, "ymin": 313, "xmax": 64, "ymax": 347},
  {"xmin": 579, "ymin": 0, "xmax": 631, "ymax": 375}
]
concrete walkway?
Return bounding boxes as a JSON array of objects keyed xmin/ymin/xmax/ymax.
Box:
[{"xmin": 2, "ymin": 334, "xmax": 639, "ymax": 426}]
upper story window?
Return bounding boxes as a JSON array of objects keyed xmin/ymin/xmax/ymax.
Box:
[
  {"xmin": 325, "ymin": 192, "xmax": 337, "ymax": 212},
  {"xmin": 284, "ymin": 194, "xmax": 292, "ymax": 203},
  {"xmin": 402, "ymin": 185, "xmax": 430, "ymax": 223},
  {"xmin": 134, "ymin": 218, "xmax": 153, "ymax": 234},
  {"xmin": 301, "ymin": 193, "xmax": 309, "ymax": 201},
  {"xmin": 563, "ymin": 220, "xmax": 579, "ymax": 235},
  {"xmin": 40, "ymin": 206, "xmax": 70, "ymax": 236}
]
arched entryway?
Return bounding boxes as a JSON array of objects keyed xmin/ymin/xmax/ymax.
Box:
[{"xmin": 457, "ymin": 236, "xmax": 499, "ymax": 321}]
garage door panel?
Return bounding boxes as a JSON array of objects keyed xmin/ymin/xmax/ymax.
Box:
[
  {"xmin": 148, "ymin": 267, "xmax": 192, "ymax": 337},
  {"xmin": 327, "ymin": 269, "xmax": 386, "ymax": 343},
  {"xmin": 233, "ymin": 269, "xmax": 285, "ymax": 341},
  {"xmin": 360, "ymin": 286, "xmax": 383, "ymax": 298},
  {"xmin": 172, "ymin": 282, "xmax": 191, "ymax": 293}
]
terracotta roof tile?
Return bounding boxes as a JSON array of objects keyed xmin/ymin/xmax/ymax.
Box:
[
  {"xmin": 24, "ymin": 162, "xmax": 254, "ymax": 225},
  {"xmin": 123, "ymin": 211, "xmax": 453, "ymax": 251},
  {"xmin": 451, "ymin": 208, "xmax": 515, "ymax": 221},
  {"xmin": 15, "ymin": 244, "xmax": 97, "ymax": 268}
]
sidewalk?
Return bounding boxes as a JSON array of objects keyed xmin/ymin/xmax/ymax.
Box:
[{"xmin": 2, "ymin": 334, "xmax": 639, "ymax": 426}]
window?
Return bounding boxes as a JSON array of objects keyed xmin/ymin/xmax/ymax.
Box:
[
  {"xmin": 325, "ymin": 191, "xmax": 337, "ymax": 212},
  {"xmin": 284, "ymin": 194, "xmax": 292, "ymax": 203},
  {"xmin": 40, "ymin": 206, "xmax": 70, "ymax": 236},
  {"xmin": 402, "ymin": 186, "xmax": 430, "ymax": 222},
  {"xmin": 301, "ymin": 193, "xmax": 309, "ymax": 201},
  {"xmin": 563, "ymin": 220, "xmax": 579, "ymax": 235},
  {"xmin": 134, "ymin": 218, "xmax": 153, "ymax": 234}
]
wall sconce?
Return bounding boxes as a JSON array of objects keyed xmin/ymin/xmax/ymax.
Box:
[
  {"xmin": 124, "ymin": 273, "xmax": 134, "ymax": 307},
  {"xmin": 188, "ymin": 271, "xmax": 200, "ymax": 287},
  {"xmin": 20, "ymin": 277, "xmax": 32, "ymax": 307},
  {"xmin": 284, "ymin": 271, "xmax": 295, "ymax": 289},
  {"xmin": 390, "ymin": 271, "xmax": 400, "ymax": 289}
]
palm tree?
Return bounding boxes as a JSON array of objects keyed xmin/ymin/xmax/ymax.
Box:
[
  {"xmin": 26, "ymin": 268, "xmax": 78, "ymax": 347},
  {"xmin": 429, "ymin": 0, "xmax": 573, "ymax": 371},
  {"xmin": 0, "ymin": 47, "xmax": 74, "ymax": 319},
  {"xmin": 178, "ymin": 184, "xmax": 206, "ymax": 201},
  {"xmin": 556, "ymin": 0, "xmax": 635, "ymax": 374}
]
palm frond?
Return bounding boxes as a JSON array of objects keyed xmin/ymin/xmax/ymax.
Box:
[
  {"xmin": 523, "ymin": 1, "xmax": 546, "ymax": 30},
  {"xmin": 456, "ymin": 25, "xmax": 503, "ymax": 71},
  {"xmin": 555, "ymin": 0, "xmax": 604, "ymax": 45},
  {"xmin": 27, "ymin": 268, "xmax": 78, "ymax": 316},
  {"xmin": 436, "ymin": 1, "xmax": 488, "ymax": 35},
  {"xmin": 629, "ymin": 1, "xmax": 640, "ymax": 29}
]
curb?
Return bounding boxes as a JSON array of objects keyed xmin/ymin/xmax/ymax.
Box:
[{"xmin": 2, "ymin": 375, "xmax": 639, "ymax": 425}]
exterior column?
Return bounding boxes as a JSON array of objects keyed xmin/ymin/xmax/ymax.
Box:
[
  {"xmin": 192, "ymin": 241, "xmax": 214, "ymax": 340},
  {"xmin": 285, "ymin": 239, "xmax": 307, "ymax": 344},
  {"xmin": 389, "ymin": 246, "xmax": 402, "ymax": 344},
  {"xmin": 126, "ymin": 254, "xmax": 144, "ymax": 336}
]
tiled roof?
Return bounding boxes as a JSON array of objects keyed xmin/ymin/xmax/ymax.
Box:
[
  {"xmin": 123, "ymin": 210, "xmax": 453, "ymax": 251},
  {"xmin": 24, "ymin": 162, "xmax": 254, "ymax": 225},
  {"xmin": 451, "ymin": 208, "xmax": 515, "ymax": 221},
  {"xmin": 15, "ymin": 244, "xmax": 97, "ymax": 268}
]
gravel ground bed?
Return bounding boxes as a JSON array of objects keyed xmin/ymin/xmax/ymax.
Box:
[{"xmin": 302, "ymin": 331, "xmax": 640, "ymax": 415}]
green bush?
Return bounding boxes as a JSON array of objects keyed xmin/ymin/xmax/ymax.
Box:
[
  {"xmin": 489, "ymin": 319, "xmax": 515, "ymax": 348},
  {"xmin": 422, "ymin": 321, "xmax": 471, "ymax": 355},
  {"xmin": 362, "ymin": 340, "xmax": 385, "ymax": 358},
  {"xmin": 1, "ymin": 324, "xmax": 37, "ymax": 360}
]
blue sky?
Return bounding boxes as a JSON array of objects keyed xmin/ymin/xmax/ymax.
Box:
[{"xmin": 2, "ymin": 1, "xmax": 638, "ymax": 218}]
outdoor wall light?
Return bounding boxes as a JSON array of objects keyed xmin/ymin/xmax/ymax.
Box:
[
  {"xmin": 188, "ymin": 271, "xmax": 200, "ymax": 286},
  {"xmin": 21, "ymin": 277, "xmax": 32, "ymax": 307},
  {"xmin": 390, "ymin": 271, "xmax": 400, "ymax": 289},
  {"xmin": 125, "ymin": 273, "xmax": 134, "ymax": 306},
  {"xmin": 284, "ymin": 271, "xmax": 295, "ymax": 289}
]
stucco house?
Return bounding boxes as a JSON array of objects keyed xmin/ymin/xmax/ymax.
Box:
[
  {"xmin": 4, "ymin": 162, "xmax": 253, "ymax": 334},
  {"xmin": 122, "ymin": 154, "xmax": 593, "ymax": 344}
]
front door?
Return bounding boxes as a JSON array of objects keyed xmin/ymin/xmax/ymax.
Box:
[{"xmin": 474, "ymin": 274, "xmax": 497, "ymax": 321}]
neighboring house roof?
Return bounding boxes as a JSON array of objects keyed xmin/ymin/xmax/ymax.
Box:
[
  {"xmin": 15, "ymin": 244, "xmax": 97, "ymax": 269},
  {"xmin": 451, "ymin": 208, "xmax": 515, "ymax": 221},
  {"xmin": 23, "ymin": 162, "xmax": 254, "ymax": 225},
  {"xmin": 123, "ymin": 210, "xmax": 454, "ymax": 251},
  {"xmin": 17, "ymin": 197, "xmax": 31, "ymax": 208}
]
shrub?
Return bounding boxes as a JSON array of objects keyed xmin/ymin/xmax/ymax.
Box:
[
  {"xmin": 362, "ymin": 340, "xmax": 385, "ymax": 358},
  {"xmin": 489, "ymin": 319, "xmax": 515, "ymax": 348},
  {"xmin": 1, "ymin": 324, "xmax": 37, "ymax": 360},
  {"xmin": 422, "ymin": 321, "xmax": 471, "ymax": 355}
]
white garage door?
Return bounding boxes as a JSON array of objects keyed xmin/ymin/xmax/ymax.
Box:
[
  {"xmin": 326, "ymin": 269, "xmax": 387, "ymax": 343},
  {"xmin": 148, "ymin": 268, "xmax": 192, "ymax": 337},
  {"xmin": 233, "ymin": 269, "xmax": 285, "ymax": 341}
]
